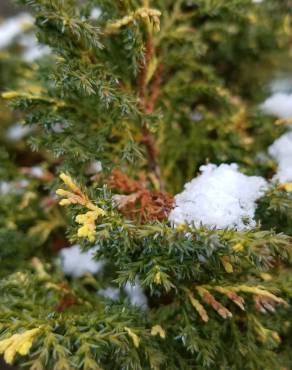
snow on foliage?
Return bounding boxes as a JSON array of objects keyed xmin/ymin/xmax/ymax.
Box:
[
  {"xmin": 262, "ymin": 93, "xmax": 292, "ymax": 119},
  {"xmin": 98, "ymin": 287, "xmax": 120, "ymax": 300},
  {"xmin": 6, "ymin": 123, "xmax": 33, "ymax": 141},
  {"xmin": 0, "ymin": 13, "xmax": 50, "ymax": 61},
  {"xmin": 90, "ymin": 7, "xmax": 102, "ymax": 20},
  {"xmin": 60, "ymin": 246, "xmax": 148, "ymax": 307},
  {"xmin": 60, "ymin": 245, "xmax": 104, "ymax": 278},
  {"xmin": 0, "ymin": 13, "xmax": 33, "ymax": 49},
  {"xmin": 98, "ymin": 283, "xmax": 148, "ymax": 308},
  {"xmin": 169, "ymin": 163, "xmax": 267, "ymax": 230},
  {"xmin": 270, "ymin": 77, "xmax": 292, "ymax": 94},
  {"xmin": 125, "ymin": 280, "xmax": 148, "ymax": 308},
  {"xmin": 19, "ymin": 34, "xmax": 51, "ymax": 62},
  {"xmin": 268, "ymin": 131, "xmax": 292, "ymax": 183},
  {"xmin": 85, "ymin": 160, "xmax": 103, "ymax": 175}
]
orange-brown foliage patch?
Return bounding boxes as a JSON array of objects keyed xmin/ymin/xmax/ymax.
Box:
[{"xmin": 108, "ymin": 169, "xmax": 174, "ymax": 223}]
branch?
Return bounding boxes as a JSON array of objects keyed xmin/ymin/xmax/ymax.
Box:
[
  {"xmin": 146, "ymin": 63, "xmax": 164, "ymax": 114},
  {"xmin": 138, "ymin": 31, "xmax": 164, "ymax": 188}
]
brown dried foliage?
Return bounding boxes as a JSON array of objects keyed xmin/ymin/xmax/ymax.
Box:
[
  {"xmin": 108, "ymin": 169, "xmax": 174, "ymax": 222},
  {"xmin": 197, "ymin": 287, "xmax": 233, "ymax": 319},
  {"xmin": 253, "ymin": 294, "xmax": 277, "ymax": 313},
  {"xmin": 55, "ymin": 297, "xmax": 79, "ymax": 312}
]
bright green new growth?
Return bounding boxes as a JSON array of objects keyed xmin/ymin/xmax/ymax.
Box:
[{"xmin": 0, "ymin": 0, "xmax": 292, "ymax": 369}]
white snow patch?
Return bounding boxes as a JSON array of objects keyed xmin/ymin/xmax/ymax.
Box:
[
  {"xmin": 19, "ymin": 34, "xmax": 51, "ymax": 62},
  {"xmin": 0, "ymin": 13, "xmax": 50, "ymax": 61},
  {"xmin": 97, "ymin": 281, "xmax": 148, "ymax": 308},
  {"xmin": 0, "ymin": 13, "xmax": 34, "ymax": 49},
  {"xmin": 90, "ymin": 7, "xmax": 102, "ymax": 20},
  {"xmin": 0, "ymin": 181, "xmax": 12, "ymax": 195},
  {"xmin": 50, "ymin": 122, "xmax": 68, "ymax": 133},
  {"xmin": 269, "ymin": 77, "xmax": 292, "ymax": 94},
  {"xmin": 98, "ymin": 287, "xmax": 120, "ymax": 300},
  {"xmin": 59, "ymin": 245, "xmax": 147, "ymax": 308},
  {"xmin": 60, "ymin": 245, "xmax": 104, "ymax": 278},
  {"xmin": 125, "ymin": 280, "xmax": 148, "ymax": 308},
  {"xmin": 30, "ymin": 166, "xmax": 45, "ymax": 178},
  {"xmin": 86, "ymin": 161, "xmax": 102, "ymax": 175},
  {"xmin": 6, "ymin": 123, "xmax": 33, "ymax": 141},
  {"xmin": 0, "ymin": 179, "xmax": 28, "ymax": 196},
  {"xmin": 169, "ymin": 163, "xmax": 267, "ymax": 230},
  {"xmin": 262, "ymin": 93, "xmax": 292, "ymax": 119},
  {"xmin": 268, "ymin": 131, "xmax": 292, "ymax": 183}
]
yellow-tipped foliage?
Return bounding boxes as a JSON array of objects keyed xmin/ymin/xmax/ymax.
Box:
[
  {"xmin": 0, "ymin": 328, "xmax": 41, "ymax": 365},
  {"xmin": 188, "ymin": 284, "xmax": 287, "ymax": 322},
  {"xmin": 151, "ymin": 325, "xmax": 166, "ymax": 339},
  {"xmin": 187, "ymin": 289, "xmax": 209, "ymax": 322},
  {"xmin": 56, "ymin": 173, "xmax": 105, "ymax": 242},
  {"xmin": 124, "ymin": 327, "xmax": 140, "ymax": 348},
  {"xmin": 106, "ymin": 7, "xmax": 161, "ymax": 34}
]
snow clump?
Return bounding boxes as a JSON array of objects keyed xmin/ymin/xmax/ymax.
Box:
[
  {"xmin": 125, "ymin": 280, "xmax": 148, "ymax": 308},
  {"xmin": 262, "ymin": 93, "xmax": 292, "ymax": 120},
  {"xmin": 0, "ymin": 13, "xmax": 33, "ymax": 49},
  {"xmin": 168, "ymin": 163, "xmax": 267, "ymax": 230},
  {"xmin": 60, "ymin": 245, "xmax": 148, "ymax": 307},
  {"xmin": 268, "ymin": 131, "xmax": 292, "ymax": 183},
  {"xmin": 0, "ymin": 13, "xmax": 50, "ymax": 61},
  {"xmin": 60, "ymin": 245, "xmax": 104, "ymax": 278}
]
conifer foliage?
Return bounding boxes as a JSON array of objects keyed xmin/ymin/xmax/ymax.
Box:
[{"xmin": 0, "ymin": 0, "xmax": 292, "ymax": 369}]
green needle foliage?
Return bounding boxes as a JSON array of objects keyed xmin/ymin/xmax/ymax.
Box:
[{"xmin": 0, "ymin": 0, "xmax": 292, "ymax": 369}]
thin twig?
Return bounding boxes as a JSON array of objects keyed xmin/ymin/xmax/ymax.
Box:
[
  {"xmin": 146, "ymin": 63, "xmax": 164, "ymax": 113},
  {"xmin": 138, "ymin": 39, "xmax": 164, "ymax": 188},
  {"xmin": 138, "ymin": 38, "xmax": 154, "ymax": 106},
  {"xmin": 136, "ymin": 0, "xmax": 165, "ymax": 189}
]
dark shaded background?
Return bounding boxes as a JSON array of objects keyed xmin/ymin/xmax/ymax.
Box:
[
  {"xmin": 0, "ymin": 1, "xmax": 14, "ymax": 16},
  {"xmin": 0, "ymin": 0, "xmax": 24, "ymax": 16}
]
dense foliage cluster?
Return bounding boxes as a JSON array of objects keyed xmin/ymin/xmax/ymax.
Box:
[{"xmin": 0, "ymin": 0, "xmax": 292, "ymax": 369}]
